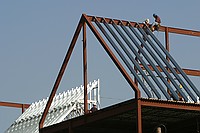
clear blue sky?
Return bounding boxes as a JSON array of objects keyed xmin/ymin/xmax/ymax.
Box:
[{"xmin": 1, "ymin": 1, "xmax": 200, "ymax": 132}]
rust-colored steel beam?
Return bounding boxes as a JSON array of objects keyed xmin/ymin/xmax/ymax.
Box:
[
  {"xmin": 22, "ymin": 104, "xmax": 25, "ymax": 113},
  {"xmin": 165, "ymin": 27, "xmax": 170, "ymax": 55},
  {"xmin": 159, "ymin": 26, "xmax": 200, "ymax": 37},
  {"xmin": 0, "ymin": 101, "xmax": 30, "ymax": 113},
  {"xmin": 180, "ymin": 68, "xmax": 200, "ymax": 76},
  {"xmin": 165, "ymin": 27, "xmax": 171, "ymax": 95},
  {"xmin": 165, "ymin": 28, "xmax": 170, "ymax": 74},
  {"xmin": 140, "ymin": 98, "xmax": 200, "ymax": 111},
  {"xmin": 0, "ymin": 101, "xmax": 30, "ymax": 108},
  {"xmin": 39, "ymin": 16, "xmax": 84, "ymax": 129},
  {"xmin": 139, "ymin": 64, "xmax": 200, "ymax": 76},
  {"xmin": 83, "ymin": 21, "xmax": 88, "ymax": 114},
  {"xmin": 82, "ymin": 14, "xmax": 141, "ymax": 99},
  {"xmin": 87, "ymin": 15, "xmax": 200, "ymax": 37}
]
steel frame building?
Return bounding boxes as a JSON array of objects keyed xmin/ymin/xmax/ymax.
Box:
[{"xmin": 1, "ymin": 14, "xmax": 200, "ymax": 133}]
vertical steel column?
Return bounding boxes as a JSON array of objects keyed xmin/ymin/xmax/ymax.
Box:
[
  {"xmin": 136, "ymin": 99, "xmax": 142, "ymax": 133},
  {"xmin": 83, "ymin": 21, "xmax": 88, "ymax": 114},
  {"xmin": 165, "ymin": 27, "xmax": 170, "ymax": 63},
  {"xmin": 22, "ymin": 104, "xmax": 25, "ymax": 113},
  {"xmin": 165, "ymin": 27, "xmax": 171, "ymax": 95}
]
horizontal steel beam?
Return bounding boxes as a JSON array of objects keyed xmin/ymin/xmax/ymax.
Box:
[
  {"xmin": 140, "ymin": 98, "xmax": 200, "ymax": 111},
  {"xmin": 0, "ymin": 101, "xmax": 30, "ymax": 108},
  {"xmin": 159, "ymin": 26, "xmax": 200, "ymax": 37},
  {"xmin": 139, "ymin": 64, "xmax": 200, "ymax": 76},
  {"xmin": 181, "ymin": 68, "xmax": 200, "ymax": 76},
  {"xmin": 87, "ymin": 15, "xmax": 200, "ymax": 37}
]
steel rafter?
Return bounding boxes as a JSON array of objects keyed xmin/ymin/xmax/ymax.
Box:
[{"xmin": 39, "ymin": 15, "xmax": 84, "ymax": 129}]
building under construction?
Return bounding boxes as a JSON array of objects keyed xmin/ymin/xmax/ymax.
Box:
[{"xmin": 1, "ymin": 14, "xmax": 200, "ymax": 133}]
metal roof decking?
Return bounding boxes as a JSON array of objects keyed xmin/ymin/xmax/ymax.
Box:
[{"xmin": 5, "ymin": 79, "xmax": 100, "ymax": 133}]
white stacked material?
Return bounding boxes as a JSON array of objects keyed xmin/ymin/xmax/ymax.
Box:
[{"xmin": 5, "ymin": 79, "xmax": 100, "ymax": 133}]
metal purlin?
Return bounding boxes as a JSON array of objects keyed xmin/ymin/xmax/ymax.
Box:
[
  {"xmin": 101, "ymin": 19, "xmax": 162, "ymax": 99},
  {"xmin": 137, "ymin": 24, "xmax": 198, "ymax": 102},
  {"xmin": 112, "ymin": 22, "xmax": 178, "ymax": 100},
  {"xmin": 123, "ymin": 22, "xmax": 184, "ymax": 101},
  {"xmin": 119, "ymin": 22, "xmax": 178, "ymax": 100},
  {"xmin": 145, "ymin": 26, "xmax": 200, "ymax": 99},
  {"xmin": 104, "ymin": 20, "xmax": 178, "ymax": 100},
  {"xmin": 128, "ymin": 24, "xmax": 188, "ymax": 101},
  {"xmin": 93, "ymin": 17, "xmax": 199, "ymax": 102},
  {"xmin": 110, "ymin": 20, "xmax": 172, "ymax": 100},
  {"xmin": 94, "ymin": 17, "xmax": 152, "ymax": 98}
]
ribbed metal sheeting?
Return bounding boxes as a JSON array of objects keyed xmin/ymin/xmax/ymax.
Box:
[
  {"xmin": 5, "ymin": 79, "xmax": 100, "ymax": 133},
  {"xmin": 93, "ymin": 17, "xmax": 200, "ymax": 102}
]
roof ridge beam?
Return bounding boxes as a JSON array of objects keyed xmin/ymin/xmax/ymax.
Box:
[{"xmin": 87, "ymin": 15, "xmax": 200, "ymax": 37}]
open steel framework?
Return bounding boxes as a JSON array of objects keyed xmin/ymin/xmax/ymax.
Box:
[
  {"xmin": 38, "ymin": 14, "xmax": 200, "ymax": 133},
  {"xmin": 1, "ymin": 14, "xmax": 200, "ymax": 133}
]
